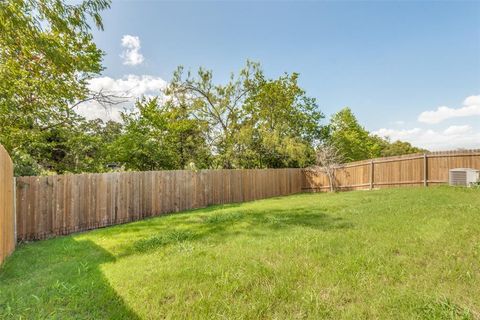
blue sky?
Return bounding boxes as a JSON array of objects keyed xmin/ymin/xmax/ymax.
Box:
[{"xmin": 81, "ymin": 0, "xmax": 480, "ymax": 150}]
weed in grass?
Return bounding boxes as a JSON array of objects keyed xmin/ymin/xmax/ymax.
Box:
[
  {"xmin": 419, "ymin": 297, "xmax": 474, "ymax": 320},
  {"xmin": 132, "ymin": 230, "xmax": 197, "ymax": 253},
  {"xmin": 202, "ymin": 211, "xmax": 245, "ymax": 224}
]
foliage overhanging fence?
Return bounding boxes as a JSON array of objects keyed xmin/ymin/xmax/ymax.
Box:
[
  {"xmin": 302, "ymin": 150, "xmax": 480, "ymax": 192},
  {"xmin": 0, "ymin": 145, "xmax": 15, "ymax": 265}
]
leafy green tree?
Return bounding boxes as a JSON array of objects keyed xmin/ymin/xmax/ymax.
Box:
[
  {"xmin": 166, "ymin": 62, "xmax": 262, "ymax": 169},
  {"xmin": 166, "ymin": 62, "xmax": 324, "ymax": 169},
  {"xmin": 0, "ymin": 0, "xmax": 110, "ymax": 175},
  {"xmin": 326, "ymin": 108, "xmax": 427, "ymax": 162},
  {"xmin": 13, "ymin": 117, "xmax": 122, "ymax": 175},
  {"xmin": 326, "ymin": 108, "xmax": 382, "ymax": 161},
  {"xmin": 60, "ymin": 119, "xmax": 122, "ymax": 174},
  {"xmin": 380, "ymin": 140, "xmax": 426, "ymax": 157},
  {"xmin": 108, "ymin": 98, "xmax": 211, "ymax": 171},
  {"xmin": 238, "ymin": 72, "xmax": 323, "ymax": 168}
]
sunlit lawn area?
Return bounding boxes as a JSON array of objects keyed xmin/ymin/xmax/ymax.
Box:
[{"xmin": 1, "ymin": 186, "xmax": 479, "ymax": 319}]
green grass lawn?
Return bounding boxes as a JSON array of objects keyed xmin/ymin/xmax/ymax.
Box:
[{"xmin": 1, "ymin": 186, "xmax": 479, "ymax": 319}]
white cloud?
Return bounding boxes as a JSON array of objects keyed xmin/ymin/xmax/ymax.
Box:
[
  {"xmin": 418, "ymin": 95, "xmax": 480, "ymax": 124},
  {"xmin": 443, "ymin": 125, "xmax": 472, "ymax": 136},
  {"xmin": 120, "ymin": 35, "xmax": 144, "ymax": 66},
  {"xmin": 88, "ymin": 75, "xmax": 167, "ymax": 96},
  {"xmin": 75, "ymin": 75, "xmax": 167, "ymax": 121},
  {"xmin": 374, "ymin": 125, "xmax": 480, "ymax": 151}
]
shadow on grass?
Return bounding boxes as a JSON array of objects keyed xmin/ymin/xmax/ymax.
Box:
[
  {"xmin": 0, "ymin": 238, "xmax": 139, "ymax": 319},
  {"xmin": 0, "ymin": 203, "xmax": 353, "ymax": 318},
  {"xmin": 122, "ymin": 206, "xmax": 353, "ymax": 256}
]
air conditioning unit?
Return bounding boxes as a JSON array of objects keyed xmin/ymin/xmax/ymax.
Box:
[{"xmin": 449, "ymin": 168, "xmax": 480, "ymax": 187}]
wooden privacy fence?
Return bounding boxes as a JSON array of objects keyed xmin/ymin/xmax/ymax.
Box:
[
  {"xmin": 7, "ymin": 149, "xmax": 480, "ymax": 244},
  {"xmin": 15, "ymin": 169, "xmax": 302, "ymax": 241},
  {"xmin": 303, "ymin": 150, "xmax": 480, "ymax": 192},
  {"xmin": 0, "ymin": 145, "xmax": 15, "ymax": 265}
]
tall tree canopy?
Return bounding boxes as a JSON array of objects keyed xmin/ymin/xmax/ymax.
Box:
[
  {"xmin": 325, "ymin": 108, "xmax": 426, "ymax": 162},
  {"xmin": 380, "ymin": 140, "xmax": 426, "ymax": 157},
  {"xmin": 326, "ymin": 108, "xmax": 382, "ymax": 161},
  {"xmin": 108, "ymin": 98, "xmax": 211, "ymax": 171},
  {"xmin": 166, "ymin": 62, "xmax": 261, "ymax": 168},
  {"xmin": 165, "ymin": 62, "xmax": 324, "ymax": 169},
  {"xmin": 239, "ymin": 71, "xmax": 323, "ymax": 168},
  {"xmin": 0, "ymin": 0, "xmax": 111, "ymax": 175},
  {"xmin": 0, "ymin": 1, "xmax": 426, "ymax": 175}
]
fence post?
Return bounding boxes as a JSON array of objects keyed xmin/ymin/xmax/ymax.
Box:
[
  {"xmin": 0, "ymin": 144, "xmax": 15, "ymax": 265},
  {"xmin": 423, "ymin": 154, "xmax": 428, "ymax": 187},
  {"xmin": 370, "ymin": 160, "xmax": 374, "ymax": 190},
  {"xmin": 13, "ymin": 177, "xmax": 17, "ymax": 246}
]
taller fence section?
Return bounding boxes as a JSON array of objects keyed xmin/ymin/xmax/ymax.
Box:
[
  {"xmin": 0, "ymin": 145, "xmax": 15, "ymax": 265},
  {"xmin": 15, "ymin": 168, "xmax": 302, "ymax": 241},
  {"xmin": 302, "ymin": 150, "xmax": 480, "ymax": 192}
]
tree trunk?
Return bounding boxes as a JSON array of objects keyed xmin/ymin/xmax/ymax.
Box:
[{"xmin": 327, "ymin": 169, "xmax": 335, "ymax": 192}]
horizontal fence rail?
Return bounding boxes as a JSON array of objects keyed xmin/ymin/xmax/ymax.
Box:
[
  {"xmin": 302, "ymin": 150, "xmax": 480, "ymax": 192},
  {"xmin": 0, "ymin": 145, "xmax": 15, "ymax": 265},
  {"xmin": 15, "ymin": 169, "xmax": 302, "ymax": 241}
]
